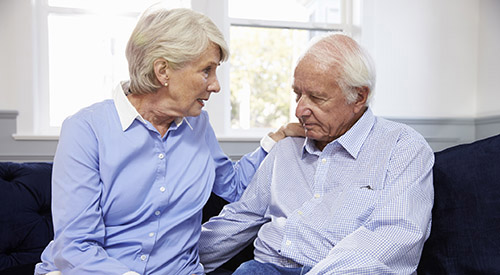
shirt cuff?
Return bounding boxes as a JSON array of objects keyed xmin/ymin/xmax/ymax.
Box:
[{"xmin": 260, "ymin": 134, "xmax": 276, "ymax": 153}]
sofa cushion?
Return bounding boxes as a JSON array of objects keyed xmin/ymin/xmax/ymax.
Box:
[
  {"xmin": 417, "ymin": 134, "xmax": 500, "ymax": 274},
  {"xmin": 0, "ymin": 162, "xmax": 54, "ymax": 273}
]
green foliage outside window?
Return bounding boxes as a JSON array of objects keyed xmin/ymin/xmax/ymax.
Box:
[{"xmin": 230, "ymin": 27, "xmax": 309, "ymax": 129}]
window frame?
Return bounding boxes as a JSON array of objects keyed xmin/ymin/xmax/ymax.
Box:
[
  {"xmin": 203, "ymin": 0, "xmax": 355, "ymax": 139},
  {"xmin": 33, "ymin": 0, "xmax": 147, "ymax": 136}
]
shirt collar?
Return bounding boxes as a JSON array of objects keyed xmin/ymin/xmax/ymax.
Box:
[
  {"xmin": 302, "ymin": 108, "xmax": 375, "ymax": 159},
  {"xmin": 113, "ymin": 81, "xmax": 190, "ymax": 132}
]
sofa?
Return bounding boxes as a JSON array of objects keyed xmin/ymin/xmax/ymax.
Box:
[{"xmin": 1, "ymin": 134, "xmax": 499, "ymax": 274}]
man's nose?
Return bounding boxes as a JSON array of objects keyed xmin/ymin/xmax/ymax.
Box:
[{"xmin": 295, "ymin": 98, "xmax": 312, "ymax": 119}]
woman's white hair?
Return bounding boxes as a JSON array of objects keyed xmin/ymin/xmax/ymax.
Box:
[
  {"xmin": 299, "ymin": 33, "xmax": 376, "ymax": 105},
  {"xmin": 126, "ymin": 8, "xmax": 229, "ymax": 94}
]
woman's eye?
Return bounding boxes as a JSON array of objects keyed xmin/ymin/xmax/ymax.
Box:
[{"xmin": 203, "ymin": 67, "xmax": 211, "ymax": 76}]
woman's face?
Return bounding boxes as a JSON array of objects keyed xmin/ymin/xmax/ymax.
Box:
[{"xmin": 164, "ymin": 43, "xmax": 221, "ymax": 118}]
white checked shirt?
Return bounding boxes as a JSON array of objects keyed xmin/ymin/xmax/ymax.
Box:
[{"xmin": 199, "ymin": 108, "xmax": 435, "ymax": 275}]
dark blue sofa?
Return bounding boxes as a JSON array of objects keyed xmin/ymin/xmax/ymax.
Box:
[{"xmin": 1, "ymin": 134, "xmax": 500, "ymax": 274}]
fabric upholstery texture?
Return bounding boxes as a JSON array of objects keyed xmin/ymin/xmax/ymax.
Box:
[
  {"xmin": 417, "ymin": 134, "xmax": 500, "ymax": 274},
  {"xmin": 0, "ymin": 162, "xmax": 53, "ymax": 274}
]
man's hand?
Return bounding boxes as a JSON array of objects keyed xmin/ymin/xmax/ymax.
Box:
[{"xmin": 268, "ymin": 122, "xmax": 305, "ymax": 142}]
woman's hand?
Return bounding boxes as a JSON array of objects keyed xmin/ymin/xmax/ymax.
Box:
[{"xmin": 268, "ymin": 122, "xmax": 305, "ymax": 142}]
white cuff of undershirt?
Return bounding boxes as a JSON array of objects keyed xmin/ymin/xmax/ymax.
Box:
[{"xmin": 260, "ymin": 134, "xmax": 276, "ymax": 153}]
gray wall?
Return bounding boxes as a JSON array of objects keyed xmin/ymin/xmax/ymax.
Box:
[{"xmin": 2, "ymin": 110, "xmax": 500, "ymax": 162}]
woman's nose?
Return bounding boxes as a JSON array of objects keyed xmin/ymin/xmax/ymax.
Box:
[{"xmin": 208, "ymin": 77, "xmax": 220, "ymax": 93}]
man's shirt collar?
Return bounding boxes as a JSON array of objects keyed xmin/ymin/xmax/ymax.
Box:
[{"xmin": 302, "ymin": 108, "xmax": 375, "ymax": 159}]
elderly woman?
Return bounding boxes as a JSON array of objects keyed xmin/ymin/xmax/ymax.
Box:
[{"xmin": 35, "ymin": 8, "xmax": 301, "ymax": 275}]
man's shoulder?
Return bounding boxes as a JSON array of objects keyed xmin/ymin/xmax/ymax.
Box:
[
  {"xmin": 277, "ymin": 136, "xmax": 306, "ymax": 147},
  {"xmin": 272, "ymin": 136, "xmax": 306, "ymax": 155},
  {"xmin": 373, "ymin": 116, "xmax": 431, "ymax": 151}
]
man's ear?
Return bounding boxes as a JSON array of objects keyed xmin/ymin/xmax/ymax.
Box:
[
  {"xmin": 153, "ymin": 58, "xmax": 170, "ymax": 86},
  {"xmin": 353, "ymin": 86, "xmax": 369, "ymax": 111}
]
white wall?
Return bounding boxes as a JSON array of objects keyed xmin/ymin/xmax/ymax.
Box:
[
  {"xmin": 1, "ymin": 0, "xmax": 499, "ymax": 136},
  {"xmin": 0, "ymin": 0, "xmax": 36, "ymax": 135},
  {"xmin": 477, "ymin": 0, "xmax": 500, "ymax": 117},
  {"xmin": 363, "ymin": 0, "xmax": 481, "ymax": 119}
]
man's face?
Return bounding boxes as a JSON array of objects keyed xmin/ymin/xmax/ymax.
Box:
[{"xmin": 293, "ymin": 55, "xmax": 365, "ymax": 149}]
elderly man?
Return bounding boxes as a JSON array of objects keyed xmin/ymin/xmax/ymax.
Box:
[{"xmin": 198, "ymin": 34, "xmax": 434, "ymax": 275}]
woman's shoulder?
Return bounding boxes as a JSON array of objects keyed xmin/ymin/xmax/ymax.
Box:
[{"xmin": 63, "ymin": 99, "xmax": 115, "ymax": 127}]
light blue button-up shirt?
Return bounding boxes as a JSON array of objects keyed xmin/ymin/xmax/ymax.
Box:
[
  {"xmin": 35, "ymin": 82, "xmax": 270, "ymax": 275},
  {"xmin": 199, "ymin": 108, "xmax": 434, "ymax": 274}
]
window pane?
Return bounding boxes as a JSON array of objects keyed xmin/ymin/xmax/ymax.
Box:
[
  {"xmin": 48, "ymin": 0, "xmax": 190, "ymax": 12},
  {"xmin": 230, "ymin": 26, "xmax": 331, "ymax": 130},
  {"xmin": 48, "ymin": 14, "xmax": 135, "ymax": 126},
  {"xmin": 229, "ymin": 0, "xmax": 341, "ymax": 24}
]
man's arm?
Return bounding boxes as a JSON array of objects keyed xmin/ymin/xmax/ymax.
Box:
[
  {"xmin": 199, "ymin": 146, "xmax": 277, "ymax": 272},
  {"xmin": 307, "ymin": 138, "xmax": 434, "ymax": 275}
]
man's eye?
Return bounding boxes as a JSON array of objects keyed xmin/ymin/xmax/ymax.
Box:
[
  {"xmin": 294, "ymin": 92, "xmax": 301, "ymax": 102},
  {"xmin": 311, "ymin": 95, "xmax": 325, "ymax": 102}
]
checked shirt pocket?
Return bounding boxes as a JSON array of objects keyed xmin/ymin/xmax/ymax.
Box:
[{"xmin": 321, "ymin": 186, "xmax": 381, "ymax": 243}]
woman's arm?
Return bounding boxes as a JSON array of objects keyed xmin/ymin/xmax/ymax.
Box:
[{"xmin": 50, "ymin": 114, "xmax": 134, "ymax": 274}]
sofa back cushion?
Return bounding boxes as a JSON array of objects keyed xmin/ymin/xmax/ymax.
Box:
[
  {"xmin": 0, "ymin": 162, "xmax": 54, "ymax": 274},
  {"xmin": 417, "ymin": 134, "xmax": 500, "ymax": 274}
]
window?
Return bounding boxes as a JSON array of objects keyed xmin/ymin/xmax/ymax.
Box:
[
  {"xmin": 35, "ymin": 0, "xmax": 190, "ymax": 135},
  {"xmin": 224, "ymin": 0, "xmax": 354, "ymax": 136},
  {"xmin": 32, "ymin": 0, "xmax": 355, "ymax": 137}
]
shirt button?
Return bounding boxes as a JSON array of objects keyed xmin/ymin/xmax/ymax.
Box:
[
  {"xmin": 149, "ymin": 232, "xmax": 155, "ymax": 237},
  {"xmin": 158, "ymin": 153, "xmax": 165, "ymax": 159},
  {"xmin": 314, "ymin": 194, "xmax": 320, "ymax": 198},
  {"xmin": 159, "ymin": 186, "xmax": 166, "ymax": 192},
  {"xmin": 297, "ymin": 210, "xmax": 303, "ymax": 215},
  {"xmin": 321, "ymin": 158, "xmax": 326, "ymax": 163},
  {"xmin": 140, "ymin": 254, "xmax": 147, "ymax": 261},
  {"xmin": 286, "ymin": 240, "xmax": 292, "ymax": 246},
  {"xmin": 155, "ymin": 210, "xmax": 161, "ymax": 216}
]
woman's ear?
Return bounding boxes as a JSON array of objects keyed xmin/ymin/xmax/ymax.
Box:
[{"xmin": 153, "ymin": 58, "xmax": 170, "ymax": 86}]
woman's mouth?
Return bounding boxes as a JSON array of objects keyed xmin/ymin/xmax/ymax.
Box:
[{"xmin": 197, "ymin": 99, "xmax": 207, "ymax": 107}]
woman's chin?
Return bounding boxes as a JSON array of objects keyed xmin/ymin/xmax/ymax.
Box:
[{"xmin": 187, "ymin": 108, "xmax": 203, "ymax": 117}]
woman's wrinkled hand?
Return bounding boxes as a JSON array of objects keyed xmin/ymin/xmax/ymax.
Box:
[{"xmin": 268, "ymin": 122, "xmax": 305, "ymax": 142}]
